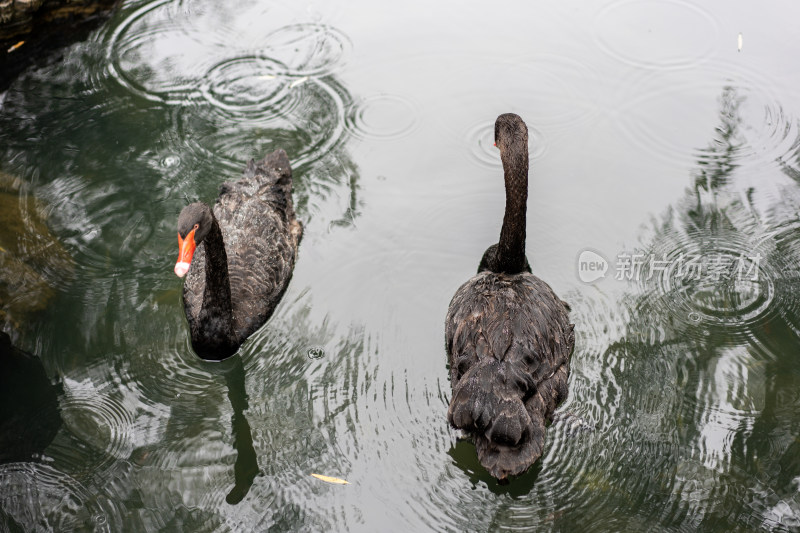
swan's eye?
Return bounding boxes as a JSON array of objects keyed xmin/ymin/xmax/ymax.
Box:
[{"xmin": 193, "ymin": 223, "xmax": 199, "ymax": 230}]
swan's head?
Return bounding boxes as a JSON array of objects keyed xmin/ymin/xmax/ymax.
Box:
[
  {"xmin": 494, "ymin": 113, "xmax": 528, "ymax": 154},
  {"xmin": 175, "ymin": 202, "xmax": 214, "ymax": 278}
]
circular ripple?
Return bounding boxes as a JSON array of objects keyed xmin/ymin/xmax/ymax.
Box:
[
  {"xmin": 60, "ymin": 377, "xmax": 138, "ymax": 468},
  {"xmin": 635, "ymin": 234, "xmax": 778, "ymax": 337},
  {"xmin": 180, "ymin": 75, "xmax": 347, "ymax": 172},
  {"xmin": 616, "ymin": 68, "xmax": 798, "ymax": 171},
  {"xmin": 0, "ymin": 463, "xmax": 115, "ymax": 532},
  {"xmin": 131, "ymin": 343, "xmax": 229, "ymax": 403},
  {"xmin": 107, "ymin": 3, "xmax": 351, "ymax": 105},
  {"xmin": 345, "ymin": 94, "xmax": 419, "ymax": 140},
  {"xmin": 264, "ymin": 23, "xmax": 352, "ymax": 76},
  {"xmin": 464, "ymin": 120, "xmax": 547, "ymax": 168},
  {"xmin": 201, "ymin": 56, "xmax": 292, "ymax": 116},
  {"xmin": 106, "ymin": 0, "xmax": 209, "ymax": 105},
  {"xmin": 594, "ymin": 0, "xmax": 719, "ymax": 69},
  {"xmin": 435, "ymin": 53, "xmax": 600, "ymax": 144}
]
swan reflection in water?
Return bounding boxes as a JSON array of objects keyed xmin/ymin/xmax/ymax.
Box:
[{"xmin": 219, "ymin": 355, "xmax": 259, "ymax": 505}]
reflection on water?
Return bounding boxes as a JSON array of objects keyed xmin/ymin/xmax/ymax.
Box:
[
  {"xmin": 222, "ymin": 357, "xmax": 259, "ymax": 505},
  {"xmin": 0, "ymin": 331, "xmax": 62, "ymax": 464},
  {"xmin": 3, "ymin": 0, "xmax": 800, "ymax": 530},
  {"xmin": 0, "ymin": 173, "xmax": 73, "ymax": 343},
  {"xmin": 568, "ymin": 86, "xmax": 800, "ymax": 530},
  {"xmin": 0, "ymin": 0, "xmax": 118, "ymax": 93}
]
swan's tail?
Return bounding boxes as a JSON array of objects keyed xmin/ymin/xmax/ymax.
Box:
[
  {"xmin": 244, "ymin": 149, "xmax": 292, "ymax": 187},
  {"xmin": 448, "ymin": 359, "xmax": 568, "ymax": 480},
  {"xmin": 221, "ymin": 149, "xmax": 294, "ymax": 202},
  {"xmin": 231, "ymin": 149, "xmax": 302, "ymax": 245}
]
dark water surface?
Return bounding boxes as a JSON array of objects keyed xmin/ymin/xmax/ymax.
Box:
[{"xmin": 2, "ymin": 0, "xmax": 800, "ymax": 530}]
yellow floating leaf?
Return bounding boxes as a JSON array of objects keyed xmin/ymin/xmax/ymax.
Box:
[
  {"xmin": 8, "ymin": 41, "xmax": 24, "ymax": 53},
  {"xmin": 311, "ymin": 473, "xmax": 349, "ymax": 485}
]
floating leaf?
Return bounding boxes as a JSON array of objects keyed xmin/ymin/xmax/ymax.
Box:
[
  {"xmin": 311, "ymin": 473, "xmax": 349, "ymax": 485},
  {"xmin": 7, "ymin": 41, "xmax": 24, "ymax": 53}
]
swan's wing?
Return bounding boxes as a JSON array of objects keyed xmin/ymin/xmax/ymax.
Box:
[
  {"xmin": 214, "ymin": 150, "xmax": 302, "ymax": 344},
  {"xmin": 445, "ymin": 271, "xmax": 575, "ymax": 479}
]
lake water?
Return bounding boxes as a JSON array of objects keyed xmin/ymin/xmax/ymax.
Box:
[{"xmin": 2, "ymin": 0, "xmax": 800, "ymax": 530}]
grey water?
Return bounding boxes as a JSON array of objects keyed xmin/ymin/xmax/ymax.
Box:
[{"xmin": 2, "ymin": 0, "xmax": 800, "ymax": 531}]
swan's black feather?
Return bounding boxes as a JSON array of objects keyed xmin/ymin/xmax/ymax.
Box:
[
  {"xmin": 445, "ymin": 114, "xmax": 574, "ymax": 480},
  {"xmin": 446, "ymin": 271, "xmax": 574, "ymax": 479},
  {"xmin": 182, "ymin": 149, "xmax": 302, "ymax": 358}
]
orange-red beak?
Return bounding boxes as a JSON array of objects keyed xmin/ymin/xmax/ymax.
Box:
[{"xmin": 174, "ymin": 228, "xmax": 197, "ymax": 278}]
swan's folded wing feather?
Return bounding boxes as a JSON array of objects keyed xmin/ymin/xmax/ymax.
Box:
[
  {"xmin": 445, "ymin": 271, "xmax": 575, "ymax": 479},
  {"xmin": 213, "ymin": 151, "xmax": 302, "ymax": 344}
]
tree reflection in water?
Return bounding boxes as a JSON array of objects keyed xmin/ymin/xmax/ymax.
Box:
[{"xmin": 587, "ymin": 85, "xmax": 800, "ymax": 529}]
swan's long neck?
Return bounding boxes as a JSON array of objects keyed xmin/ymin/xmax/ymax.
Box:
[
  {"xmin": 496, "ymin": 139, "xmax": 529, "ymax": 274},
  {"xmin": 193, "ymin": 215, "xmax": 236, "ymax": 358}
]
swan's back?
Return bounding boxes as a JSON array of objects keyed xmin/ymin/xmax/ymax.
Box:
[
  {"xmin": 445, "ymin": 270, "xmax": 574, "ymax": 480},
  {"xmin": 183, "ymin": 150, "xmax": 302, "ymax": 344}
]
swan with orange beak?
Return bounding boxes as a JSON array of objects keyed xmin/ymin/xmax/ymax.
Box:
[
  {"xmin": 174, "ymin": 225, "xmax": 198, "ymax": 278},
  {"xmin": 173, "ymin": 150, "xmax": 302, "ymax": 360}
]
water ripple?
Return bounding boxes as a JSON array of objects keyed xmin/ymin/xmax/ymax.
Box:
[
  {"xmin": 58, "ymin": 363, "xmax": 171, "ymax": 472},
  {"xmin": 464, "ymin": 119, "xmax": 547, "ymax": 168},
  {"xmin": 447, "ymin": 55, "xmax": 599, "ymax": 133},
  {"xmin": 593, "ymin": 0, "xmax": 719, "ymax": 69},
  {"xmin": 345, "ymin": 94, "xmax": 419, "ymax": 141},
  {"xmin": 634, "ymin": 233, "xmax": 779, "ymax": 340},
  {"xmin": 201, "ymin": 56, "xmax": 293, "ymax": 116},
  {"xmin": 106, "ymin": 0, "xmax": 209, "ymax": 105},
  {"xmin": 107, "ymin": 0, "xmax": 351, "ymax": 106},
  {"xmin": 263, "ymin": 23, "xmax": 351, "ymax": 77},
  {"xmin": 179, "ymin": 75, "xmax": 347, "ymax": 172},
  {"xmin": 616, "ymin": 69, "xmax": 798, "ymax": 171},
  {"xmin": 0, "ymin": 463, "xmax": 117, "ymax": 532}
]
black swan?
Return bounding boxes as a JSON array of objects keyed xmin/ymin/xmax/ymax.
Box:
[
  {"xmin": 445, "ymin": 113, "xmax": 575, "ymax": 480},
  {"xmin": 174, "ymin": 149, "xmax": 302, "ymax": 360}
]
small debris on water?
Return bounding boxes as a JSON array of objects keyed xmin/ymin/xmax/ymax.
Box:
[
  {"xmin": 307, "ymin": 346, "xmax": 325, "ymax": 359},
  {"xmin": 289, "ymin": 77, "xmax": 309, "ymax": 88},
  {"xmin": 738, "ymin": 32, "xmax": 743, "ymax": 52},
  {"xmin": 7, "ymin": 41, "xmax": 24, "ymax": 53},
  {"xmin": 311, "ymin": 473, "xmax": 349, "ymax": 485}
]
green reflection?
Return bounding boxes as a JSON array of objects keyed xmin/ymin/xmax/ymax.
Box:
[{"xmin": 568, "ymin": 86, "xmax": 800, "ymax": 530}]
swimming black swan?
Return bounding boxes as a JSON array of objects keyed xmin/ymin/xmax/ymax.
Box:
[
  {"xmin": 445, "ymin": 113, "xmax": 575, "ymax": 480},
  {"xmin": 174, "ymin": 149, "xmax": 302, "ymax": 360}
]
